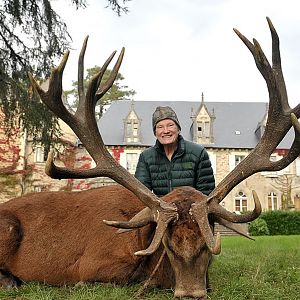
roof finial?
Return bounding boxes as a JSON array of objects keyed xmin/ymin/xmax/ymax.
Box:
[
  {"xmin": 190, "ymin": 107, "xmax": 196, "ymax": 120},
  {"xmin": 130, "ymin": 99, "xmax": 135, "ymax": 109},
  {"xmin": 201, "ymin": 92, "xmax": 204, "ymax": 103}
]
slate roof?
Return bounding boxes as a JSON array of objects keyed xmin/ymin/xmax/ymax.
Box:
[{"xmin": 97, "ymin": 100, "xmax": 294, "ymax": 149}]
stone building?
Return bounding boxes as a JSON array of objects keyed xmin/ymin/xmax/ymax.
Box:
[
  {"xmin": 1, "ymin": 98, "xmax": 300, "ymax": 212},
  {"xmin": 96, "ymin": 98, "xmax": 300, "ymax": 212},
  {"xmin": 0, "ymin": 112, "xmax": 25, "ymax": 201},
  {"xmin": 0, "ymin": 111, "xmax": 79, "ymax": 203}
]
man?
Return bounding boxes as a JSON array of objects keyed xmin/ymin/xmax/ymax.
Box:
[{"xmin": 135, "ymin": 106, "xmax": 215, "ymax": 197}]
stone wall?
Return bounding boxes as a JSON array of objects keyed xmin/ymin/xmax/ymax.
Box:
[
  {"xmin": 1, "ymin": 124, "xmax": 300, "ymax": 212},
  {"xmin": 0, "ymin": 112, "xmax": 24, "ymax": 203}
]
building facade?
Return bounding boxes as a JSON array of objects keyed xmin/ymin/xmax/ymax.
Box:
[
  {"xmin": 0, "ymin": 112, "xmax": 80, "ymax": 202},
  {"xmin": 1, "ymin": 99, "xmax": 300, "ymax": 212},
  {"xmin": 97, "ymin": 98, "xmax": 300, "ymax": 212}
]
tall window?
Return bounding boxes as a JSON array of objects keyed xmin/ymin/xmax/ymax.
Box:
[
  {"xmin": 34, "ymin": 146, "xmax": 45, "ymax": 163},
  {"xmin": 235, "ymin": 191, "xmax": 248, "ymax": 212},
  {"xmin": 125, "ymin": 119, "xmax": 140, "ymax": 143},
  {"xmin": 133, "ymin": 121, "xmax": 139, "ymax": 137},
  {"xmin": 126, "ymin": 153, "xmax": 138, "ymax": 174},
  {"xmin": 296, "ymin": 158, "xmax": 300, "ymax": 176},
  {"xmin": 268, "ymin": 192, "xmax": 278, "ymax": 210}
]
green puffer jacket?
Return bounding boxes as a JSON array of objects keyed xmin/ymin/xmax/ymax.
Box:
[{"xmin": 135, "ymin": 135, "xmax": 215, "ymax": 197}]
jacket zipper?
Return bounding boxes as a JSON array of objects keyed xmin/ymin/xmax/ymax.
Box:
[{"xmin": 168, "ymin": 160, "xmax": 173, "ymax": 193}]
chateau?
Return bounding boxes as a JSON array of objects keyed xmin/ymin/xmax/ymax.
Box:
[{"xmin": 1, "ymin": 98, "xmax": 300, "ymax": 212}]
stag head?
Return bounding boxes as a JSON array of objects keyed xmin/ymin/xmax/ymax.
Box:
[{"xmin": 29, "ymin": 18, "xmax": 300, "ymax": 299}]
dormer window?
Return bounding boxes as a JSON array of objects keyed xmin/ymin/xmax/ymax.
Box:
[
  {"xmin": 197, "ymin": 121, "xmax": 210, "ymax": 138},
  {"xmin": 190, "ymin": 93, "xmax": 214, "ymax": 145},
  {"xmin": 124, "ymin": 104, "xmax": 141, "ymax": 143},
  {"xmin": 126, "ymin": 119, "xmax": 139, "ymax": 142}
]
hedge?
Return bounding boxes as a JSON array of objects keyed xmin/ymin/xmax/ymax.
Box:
[
  {"xmin": 248, "ymin": 218, "xmax": 270, "ymax": 236},
  {"xmin": 249, "ymin": 210, "xmax": 300, "ymax": 236}
]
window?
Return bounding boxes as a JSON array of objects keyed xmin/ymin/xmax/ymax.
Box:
[
  {"xmin": 133, "ymin": 122, "xmax": 138, "ymax": 136},
  {"xmin": 197, "ymin": 121, "xmax": 210, "ymax": 138},
  {"xmin": 33, "ymin": 186, "xmax": 42, "ymax": 193},
  {"xmin": 296, "ymin": 158, "xmax": 300, "ymax": 176},
  {"xmin": 34, "ymin": 146, "xmax": 45, "ymax": 163},
  {"xmin": 126, "ymin": 120, "xmax": 139, "ymax": 136},
  {"xmin": 207, "ymin": 151, "xmax": 216, "ymax": 175},
  {"xmin": 295, "ymin": 194, "xmax": 300, "ymax": 210},
  {"xmin": 261, "ymin": 155, "xmax": 278, "ymax": 177},
  {"xmin": 229, "ymin": 153, "xmax": 247, "ymax": 171},
  {"xmin": 235, "ymin": 191, "xmax": 248, "ymax": 212},
  {"xmin": 125, "ymin": 119, "xmax": 140, "ymax": 143},
  {"xmin": 126, "ymin": 153, "xmax": 138, "ymax": 174},
  {"xmin": 268, "ymin": 192, "xmax": 278, "ymax": 210},
  {"xmin": 235, "ymin": 155, "xmax": 245, "ymax": 166},
  {"xmin": 126, "ymin": 122, "xmax": 133, "ymax": 135}
]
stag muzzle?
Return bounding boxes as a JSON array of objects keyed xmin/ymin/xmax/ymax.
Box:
[
  {"xmin": 173, "ymin": 270, "xmax": 208, "ymax": 300},
  {"xmin": 174, "ymin": 288, "xmax": 207, "ymax": 299}
]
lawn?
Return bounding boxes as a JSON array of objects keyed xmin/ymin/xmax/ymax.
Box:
[
  {"xmin": 209, "ymin": 235, "xmax": 300, "ymax": 300},
  {"xmin": 0, "ymin": 235, "xmax": 299, "ymax": 300}
]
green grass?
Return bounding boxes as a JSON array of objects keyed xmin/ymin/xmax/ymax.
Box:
[
  {"xmin": 0, "ymin": 236, "xmax": 299, "ymax": 299},
  {"xmin": 209, "ymin": 235, "xmax": 300, "ymax": 300}
]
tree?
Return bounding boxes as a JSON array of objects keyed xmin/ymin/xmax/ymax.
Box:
[
  {"xmin": 0, "ymin": 0, "xmax": 131, "ymax": 148},
  {"xmin": 65, "ymin": 66, "xmax": 136, "ymax": 118},
  {"xmin": 271, "ymin": 174, "xmax": 298, "ymax": 210},
  {"xmin": 106, "ymin": 0, "xmax": 131, "ymax": 16}
]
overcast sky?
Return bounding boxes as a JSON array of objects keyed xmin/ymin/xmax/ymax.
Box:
[{"xmin": 52, "ymin": 0, "xmax": 300, "ymax": 108}]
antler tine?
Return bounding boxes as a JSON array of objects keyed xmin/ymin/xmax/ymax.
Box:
[
  {"xmin": 28, "ymin": 51, "xmax": 74, "ymax": 125},
  {"xmin": 78, "ymin": 36, "xmax": 89, "ymax": 103},
  {"xmin": 267, "ymin": 17, "xmax": 289, "ymax": 105},
  {"xmin": 77, "ymin": 44, "xmax": 119, "ymax": 115},
  {"xmin": 30, "ymin": 38, "xmax": 178, "ymax": 217},
  {"xmin": 207, "ymin": 17, "xmax": 300, "ymax": 208},
  {"xmin": 96, "ymin": 47, "xmax": 124, "ymax": 100}
]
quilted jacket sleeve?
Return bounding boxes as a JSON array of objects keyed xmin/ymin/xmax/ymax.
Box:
[
  {"xmin": 195, "ymin": 148, "xmax": 215, "ymax": 196},
  {"xmin": 134, "ymin": 152, "xmax": 153, "ymax": 191}
]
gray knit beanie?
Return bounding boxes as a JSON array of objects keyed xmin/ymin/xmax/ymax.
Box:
[{"xmin": 152, "ymin": 106, "xmax": 181, "ymax": 133}]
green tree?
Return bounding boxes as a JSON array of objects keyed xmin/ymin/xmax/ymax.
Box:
[
  {"xmin": 66, "ymin": 65, "xmax": 136, "ymax": 118},
  {"xmin": 0, "ymin": 0, "xmax": 131, "ymax": 147}
]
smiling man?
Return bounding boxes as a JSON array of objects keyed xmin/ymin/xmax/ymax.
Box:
[{"xmin": 135, "ymin": 106, "xmax": 215, "ymax": 197}]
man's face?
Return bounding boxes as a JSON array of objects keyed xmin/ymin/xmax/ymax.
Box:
[{"xmin": 155, "ymin": 119, "xmax": 180, "ymax": 145}]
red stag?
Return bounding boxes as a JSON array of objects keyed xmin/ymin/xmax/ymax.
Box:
[{"xmin": 0, "ymin": 18, "xmax": 299, "ymax": 299}]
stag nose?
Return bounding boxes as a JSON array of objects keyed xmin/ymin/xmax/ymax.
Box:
[{"xmin": 174, "ymin": 289, "xmax": 207, "ymax": 299}]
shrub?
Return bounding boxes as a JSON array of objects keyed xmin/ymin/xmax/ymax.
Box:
[
  {"xmin": 259, "ymin": 210, "xmax": 300, "ymax": 235},
  {"xmin": 249, "ymin": 218, "xmax": 270, "ymax": 236}
]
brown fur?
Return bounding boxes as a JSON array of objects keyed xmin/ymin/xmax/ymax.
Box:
[
  {"xmin": 0, "ymin": 185, "xmax": 212, "ymax": 299},
  {"xmin": 0, "ymin": 186, "xmax": 152, "ymax": 285}
]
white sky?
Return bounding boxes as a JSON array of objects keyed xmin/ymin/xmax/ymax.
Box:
[{"xmin": 52, "ymin": 0, "xmax": 300, "ymax": 108}]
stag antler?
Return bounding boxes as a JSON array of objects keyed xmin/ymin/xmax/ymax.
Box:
[
  {"xmin": 99, "ymin": 18, "xmax": 300, "ymax": 256},
  {"xmin": 189, "ymin": 17, "xmax": 300, "ymax": 251},
  {"xmin": 209, "ymin": 17, "xmax": 300, "ymax": 205},
  {"xmin": 28, "ymin": 36, "xmax": 178, "ymax": 256}
]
